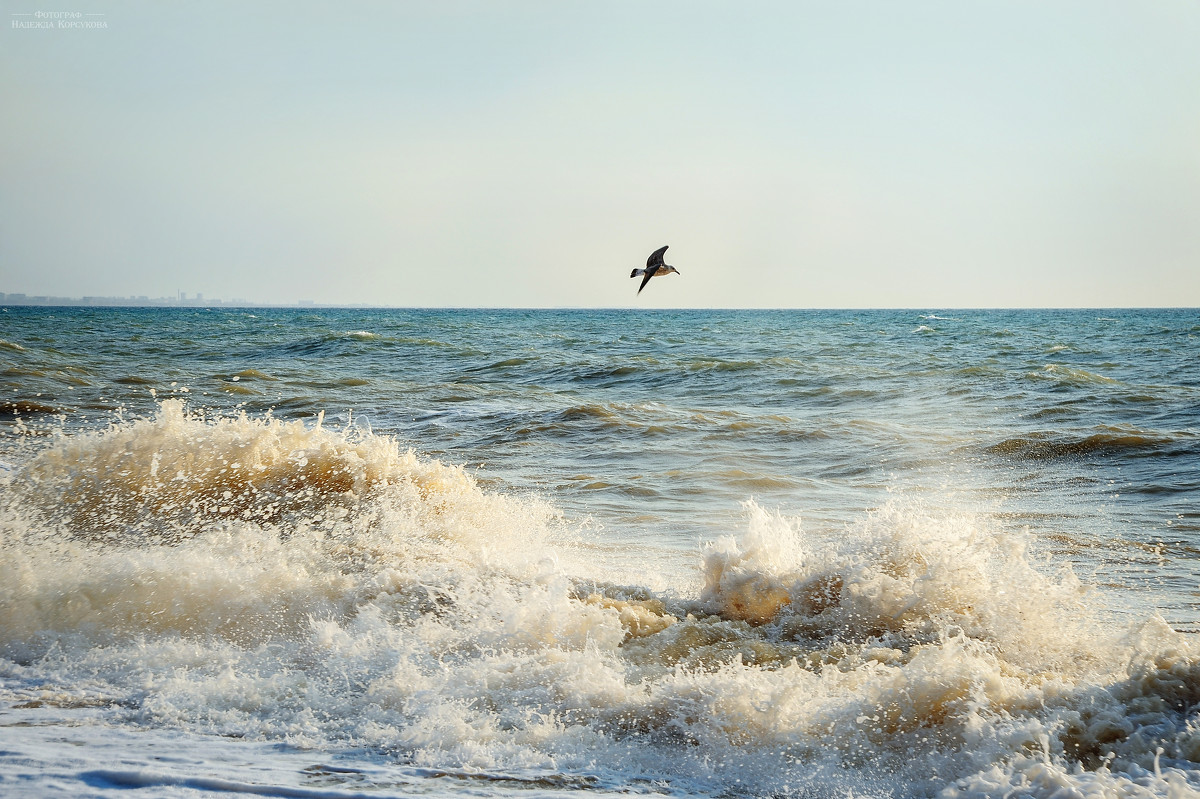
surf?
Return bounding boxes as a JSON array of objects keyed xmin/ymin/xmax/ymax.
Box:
[{"xmin": 2, "ymin": 401, "xmax": 1198, "ymax": 796}]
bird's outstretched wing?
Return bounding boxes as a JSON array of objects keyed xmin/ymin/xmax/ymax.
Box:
[
  {"xmin": 646, "ymin": 245, "xmax": 668, "ymax": 268},
  {"xmin": 637, "ymin": 267, "xmax": 657, "ymax": 295}
]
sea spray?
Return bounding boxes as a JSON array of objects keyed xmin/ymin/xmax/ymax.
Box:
[
  {"xmin": 0, "ymin": 400, "xmax": 574, "ymax": 657},
  {"xmin": 1, "ymin": 402, "xmax": 1198, "ymax": 797}
]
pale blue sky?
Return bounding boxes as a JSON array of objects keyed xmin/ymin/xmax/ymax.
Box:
[{"xmin": 3, "ymin": 1, "xmax": 1199, "ymax": 307}]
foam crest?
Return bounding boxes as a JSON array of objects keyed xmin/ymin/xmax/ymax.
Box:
[
  {"xmin": 1029, "ymin": 363, "xmax": 1122, "ymax": 386},
  {"xmin": 701, "ymin": 502, "xmax": 807, "ymax": 624},
  {"xmin": 3, "ymin": 407, "xmax": 1199, "ymax": 796},
  {"xmin": 7, "ymin": 399, "xmax": 506, "ymax": 544},
  {"xmin": 0, "ymin": 400, "xmax": 567, "ymax": 660},
  {"xmin": 700, "ymin": 500, "xmax": 1096, "ymax": 672}
]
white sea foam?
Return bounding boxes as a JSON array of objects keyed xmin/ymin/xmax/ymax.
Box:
[
  {"xmin": 1032, "ymin": 363, "xmax": 1121, "ymax": 386},
  {"xmin": 1, "ymin": 402, "xmax": 1198, "ymax": 797}
]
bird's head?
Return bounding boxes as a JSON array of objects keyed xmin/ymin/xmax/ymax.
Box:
[{"xmin": 663, "ymin": 265, "xmax": 680, "ymax": 275}]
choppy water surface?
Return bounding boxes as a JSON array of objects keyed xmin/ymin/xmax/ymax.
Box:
[{"xmin": 1, "ymin": 306, "xmax": 1198, "ymax": 798}]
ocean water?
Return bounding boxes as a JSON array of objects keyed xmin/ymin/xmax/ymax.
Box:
[{"xmin": 1, "ymin": 306, "xmax": 1198, "ymax": 798}]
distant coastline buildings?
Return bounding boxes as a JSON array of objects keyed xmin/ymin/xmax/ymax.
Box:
[{"xmin": 0, "ymin": 292, "xmax": 320, "ymax": 308}]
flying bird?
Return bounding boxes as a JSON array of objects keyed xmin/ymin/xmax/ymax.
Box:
[{"xmin": 631, "ymin": 245, "xmax": 681, "ymax": 295}]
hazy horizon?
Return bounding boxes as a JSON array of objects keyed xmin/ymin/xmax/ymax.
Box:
[
  {"xmin": 3, "ymin": 294, "xmax": 1198, "ymax": 312},
  {"xmin": 3, "ymin": 1, "xmax": 1199, "ymax": 308}
]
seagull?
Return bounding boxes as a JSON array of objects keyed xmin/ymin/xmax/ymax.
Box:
[{"xmin": 630, "ymin": 245, "xmax": 681, "ymax": 295}]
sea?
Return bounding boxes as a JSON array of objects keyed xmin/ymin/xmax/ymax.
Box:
[{"xmin": 1, "ymin": 306, "xmax": 1198, "ymax": 798}]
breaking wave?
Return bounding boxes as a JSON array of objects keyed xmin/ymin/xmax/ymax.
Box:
[{"xmin": 1, "ymin": 402, "xmax": 1198, "ymax": 797}]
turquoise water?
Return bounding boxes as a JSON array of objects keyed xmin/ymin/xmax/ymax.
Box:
[
  {"xmin": 2, "ymin": 306, "xmax": 1199, "ymax": 797},
  {"xmin": 4, "ymin": 307, "xmax": 1197, "ymax": 617}
]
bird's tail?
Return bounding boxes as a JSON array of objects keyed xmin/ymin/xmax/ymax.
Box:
[{"xmin": 630, "ymin": 268, "xmax": 645, "ymax": 278}]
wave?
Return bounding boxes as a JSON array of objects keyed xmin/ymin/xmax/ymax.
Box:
[
  {"xmin": 1028, "ymin": 364, "xmax": 1121, "ymax": 386},
  {"xmin": 296, "ymin": 376, "xmax": 372, "ymax": 389},
  {"xmin": 465, "ymin": 357, "xmax": 532, "ymax": 373},
  {"xmin": 279, "ymin": 332, "xmax": 386, "ymax": 356},
  {"xmin": 2, "ymin": 366, "xmax": 46, "ymax": 377},
  {"xmin": 545, "ymin": 403, "xmax": 830, "ymax": 445},
  {"xmin": 0, "ymin": 400, "xmax": 60, "ymax": 416},
  {"xmin": 2, "ymin": 400, "xmax": 502, "ymax": 548},
  {"xmin": 685, "ymin": 358, "xmax": 762, "ymax": 373},
  {"xmin": 570, "ymin": 364, "xmax": 647, "ymax": 383},
  {"xmin": 1, "ymin": 405, "xmax": 1198, "ymax": 796},
  {"xmin": 229, "ymin": 368, "xmax": 278, "ymax": 381},
  {"xmin": 986, "ymin": 426, "xmax": 1190, "ymax": 461},
  {"xmin": 565, "ymin": 356, "xmax": 809, "ymax": 386}
]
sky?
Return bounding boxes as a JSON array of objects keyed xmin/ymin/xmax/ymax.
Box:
[{"xmin": 2, "ymin": 1, "xmax": 1199, "ymax": 308}]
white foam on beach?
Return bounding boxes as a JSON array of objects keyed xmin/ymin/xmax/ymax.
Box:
[{"xmin": 2, "ymin": 402, "xmax": 1198, "ymax": 797}]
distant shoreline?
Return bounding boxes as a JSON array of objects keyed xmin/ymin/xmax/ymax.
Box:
[
  {"xmin": 2, "ymin": 300, "xmax": 1198, "ymax": 312},
  {"xmin": 0, "ymin": 292, "xmax": 326, "ymax": 309}
]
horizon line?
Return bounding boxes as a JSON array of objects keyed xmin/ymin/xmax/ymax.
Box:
[{"xmin": 3, "ymin": 302, "xmax": 1198, "ymax": 312}]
